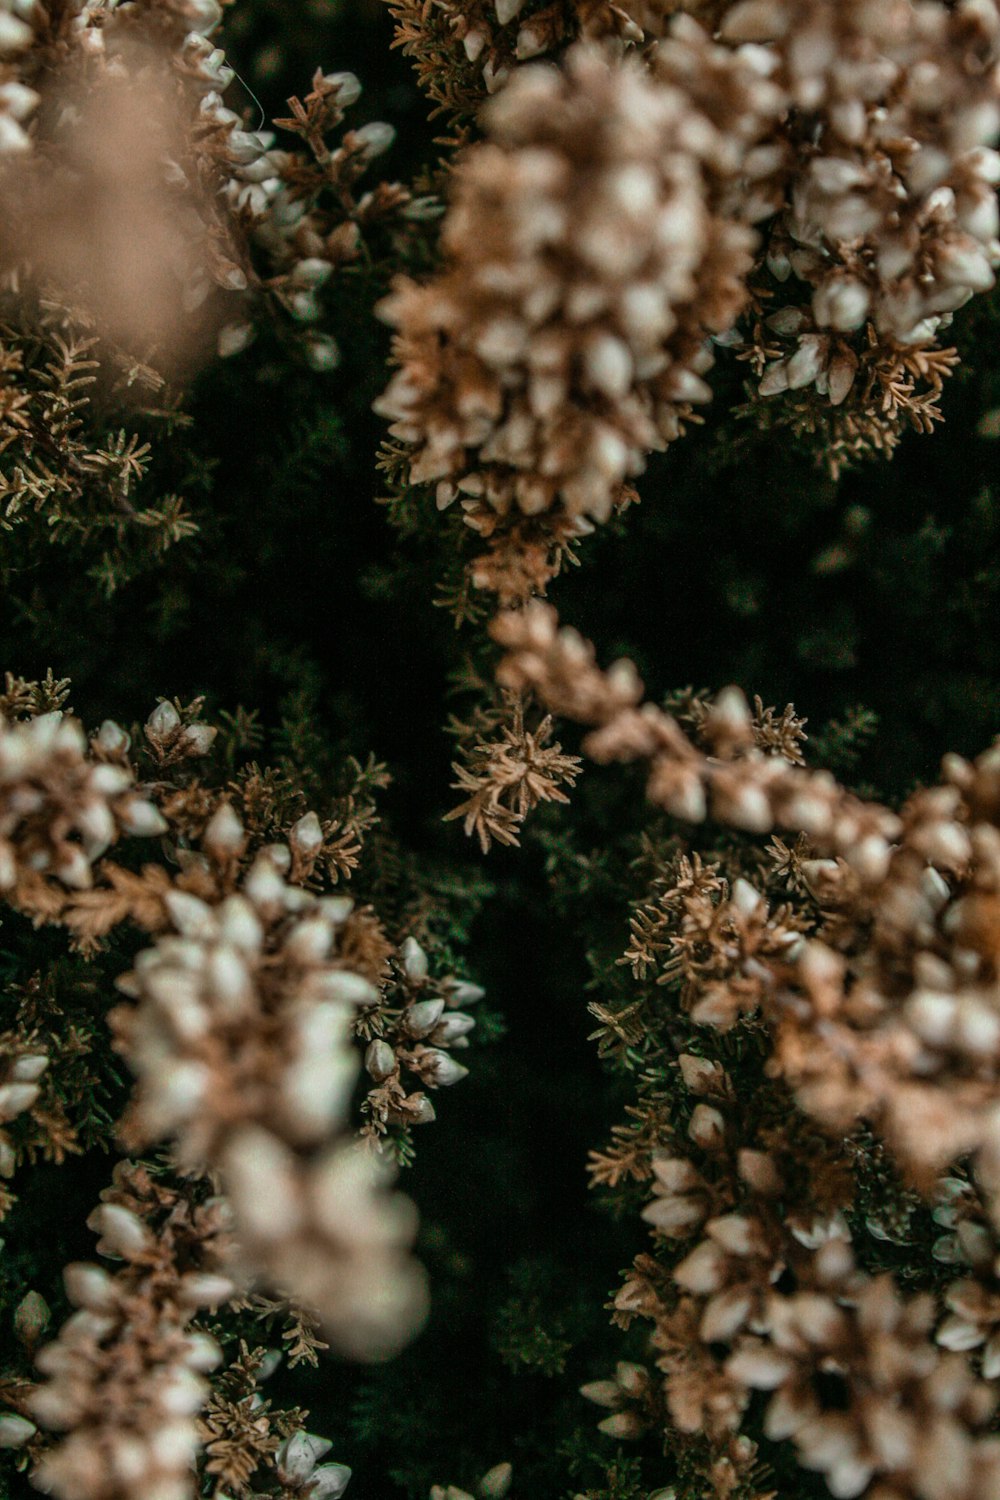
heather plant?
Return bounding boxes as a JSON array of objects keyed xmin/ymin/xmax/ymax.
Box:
[{"xmin": 2, "ymin": 5, "xmax": 1000, "ymax": 1500}]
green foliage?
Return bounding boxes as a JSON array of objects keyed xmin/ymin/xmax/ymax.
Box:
[{"xmin": 492, "ymin": 1261, "xmax": 575, "ymax": 1377}]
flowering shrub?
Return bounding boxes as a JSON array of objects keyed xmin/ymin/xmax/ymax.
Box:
[{"xmin": 2, "ymin": 5, "xmax": 1000, "ymax": 1500}]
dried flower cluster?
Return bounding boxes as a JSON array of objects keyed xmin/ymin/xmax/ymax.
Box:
[
  {"xmin": 430, "ymin": 1460, "xmax": 514, "ymax": 1500},
  {"xmin": 0, "ymin": 687, "xmax": 484, "ymax": 1497},
  {"xmin": 26, "ymin": 1163, "xmax": 232, "ymax": 1500},
  {"xmin": 359, "ymin": 933, "xmax": 483, "ymax": 1140},
  {"xmin": 380, "ymin": 0, "xmax": 1000, "ymax": 599},
  {"xmin": 0, "ymin": 706, "xmax": 165, "ymax": 913},
  {"xmin": 729, "ymin": 0, "xmax": 1000, "ymax": 471},
  {"xmin": 219, "ymin": 65, "xmax": 417, "ymax": 372},
  {"xmin": 444, "ymin": 690, "xmax": 581, "ymax": 850},
  {"xmin": 493, "ymin": 603, "xmax": 900, "ymax": 874},
  {"xmin": 383, "ymin": 0, "xmax": 729, "ymax": 132},
  {"xmin": 197, "ymin": 1346, "xmax": 348, "ymax": 1500},
  {"xmin": 377, "ymin": 34, "xmax": 782, "ymax": 599},
  {"xmin": 0, "ymin": 1033, "xmax": 49, "ymax": 1216},
  {"xmin": 593, "ymin": 1046, "xmax": 1000, "ymax": 1500},
  {"xmin": 493, "ymin": 604, "xmax": 1000, "ymax": 1208},
  {"xmin": 111, "ymin": 819, "xmax": 428, "ymax": 1357},
  {"xmin": 485, "ymin": 602, "xmax": 1000, "ymax": 1495},
  {"xmin": 3, "ymin": 3, "xmax": 1000, "ymax": 1500}
]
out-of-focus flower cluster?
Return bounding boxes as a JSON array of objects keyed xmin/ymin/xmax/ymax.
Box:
[
  {"xmin": 111, "ymin": 812, "xmax": 429, "ymax": 1359},
  {"xmin": 0, "ymin": 0, "xmax": 411, "ymax": 373}
]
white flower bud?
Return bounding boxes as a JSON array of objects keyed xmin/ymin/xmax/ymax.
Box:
[
  {"xmin": 0, "ymin": 1413, "xmax": 36, "ymax": 1448},
  {"xmin": 597, "ymin": 1411, "xmax": 644, "ymax": 1439},
  {"xmin": 184, "ymin": 1331, "xmax": 223, "ymax": 1371},
  {"xmin": 63, "ymin": 1263, "xmax": 116, "ymax": 1311},
  {"xmin": 366, "ymin": 1039, "xmax": 396, "ymax": 1081},
  {"xmin": 285, "ymin": 914, "xmax": 337, "ymax": 964},
  {"xmin": 688, "ymin": 1103, "xmax": 726, "ymax": 1152},
  {"xmin": 614, "ymin": 1362, "xmax": 648, "ymax": 1397},
  {"xmin": 725, "ymin": 1344, "xmax": 794, "ymax": 1390},
  {"xmin": 255, "ymin": 1348, "xmax": 283, "ymax": 1381},
  {"xmin": 165, "ymin": 889, "xmax": 217, "ymax": 939},
  {"xmin": 785, "ymin": 338, "xmax": 825, "ymax": 390},
  {"xmin": 433, "ymin": 1012, "xmax": 476, "ymax": 1043},
  {"xmin": 287, "ymin": 289, "xmax": 322, "ymax": 323},
  {"xmin": 118, "ymin": 799, "xmax": 168, "ymax": 837},
  {"xmin": 218, "ymin": 321, "xmax": 257, "ymax": 358},
  {"xmin": 292, "ymin": 258, "xmax": 333, "ymax": 290},
  {"xmin": 89, "ymin": 1203, "xmax": 151, "ymax": 1259},
  {"xmin": 228, "ymin": 128, "xmax": 266, "ymax": 164},
  {"xmin": 221, "ymin": 1126, "xmax": 303, "ymax": 1242},
  {"xmin": 320, "ymin": 895, "xmax": 355, "ymax": 924},
  {"xmin": 400, "ymin": 936, "xmax": 428, "ymax": 982},
  {"xmin": 183, "ymin": 0, "xmax": 223, "ymax": 35},
  {"xmin": 0, "ymin": 80, "xmax": 35, "ymax": 121},
  {"xmin": 0, "ymin": 14, "xmax": 32, "ymax": 53},
  {"xmin": 277, "ymin": 1431, "xmax": 332, "ymax": 1482},
  {"xmin": 243, "ymin": 855, "xmax": 289, "ymax": 909},
  {"xmin": 479, "ymin": 1463, "xmax": 512, "ymax": 1499},
  {"xmin": 291, "ymin": 811, "xmax": 324, "ymax": 853},
  {"xmin": 937, "ymin": 1316, "xmax": 984, "ymax": 1352},
  {"xmin": 677, "ymin": 1055, "xmax": 726, "ymax": 1098},
  {"xmin": 204, "ymin": 802, "xmax": 245, "ymax": 857},
  {"xmin": 181, "ymin": 723, "xmax": 217, "ymax": 756},
  {"xmin": 55, "ymin": 844, "xmax": 92, "ymax": 889},
  {"xmin": 408, "ymin": 1093, "xmax": 437, "ymax": 1124},
  {"xmin": 147, "ymin": 701, "xmax": 180, "ymax": 737},
  {"xmin": 584, "ymin": 335, "xmax": 632, "ymax": 399},
  {"xmin": 93, "ymin": 719, "xmax": 131, "ymax": 755},
  {"xmin": 147, "ymin": 1421, "xmax": 199, "ymax": 1473},
  {"xmin": 218, "ymin": 895, "xmax": 264, "ymax": 952},
  {"xmin": 159, "ymin": 1364, "xmax": 209, "ymax": 1415},
  {"xmin": 14, "ymin": 1291, "xmax": 50, "ymax": 1345},
  {"xmin": 580, "ymin": 1378, "xmax": 625, "ymax": 1408},
  {"xmin": 76, "ymin": 797, "xmax": 116, "ymax": 856},
  {"xmin": 177, "ymin": 1273, "xmax": 236, "ymax": 1309},
  {"xmin": 404, "ymin": 998, "xmax": 446, "ymax": 1037},
  {"xmin": 322, "ymin": 72, "xmax": 362, "ymax": 106},
  {"xmin": 310, "ymin": 1464, "xmax": 352, "ymax": 1499},
  {"xmin": 317, "ymin": 970, "xmax": 380, "ymax": 1006},
  {"xmin": 0, "ymin": 1081, "xmax": 39, "ymax": 1121},
  {"xmin": 673, "ymin": 1239, "xmax": 727, "ymax": 1295},
  {"xmin": 424, "ymin": 1049, "xmax": 469, "ymax": 1087},
  {"xmin": 304, "ymin": 334, "xmax": 341, "ymax": 373},
  {"xmin": 10, "ymin": 1053, "xmax": 47, "ymax": 1082},
  {"xmin": 448, "ymin": 980, "xmax": 486, "ymax": 1006},
  {"xmin": 354, "ymin": 121, "xmax": 395, "ymax": 158},
  {"xmin": 90, "ymin": 764, "xmax": 132, "ymax": 796}
]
